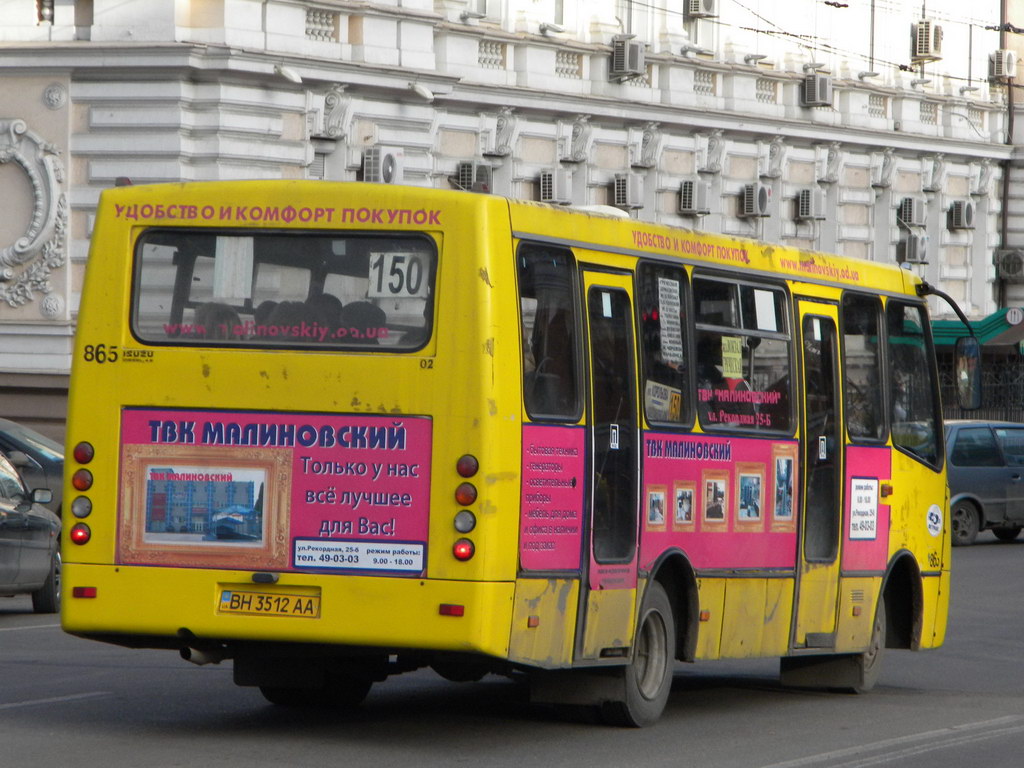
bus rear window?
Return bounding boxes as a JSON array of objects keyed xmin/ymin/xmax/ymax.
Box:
[{"xmin": 132, "ymin": 230, "xmax": 436, "ymax": 351}]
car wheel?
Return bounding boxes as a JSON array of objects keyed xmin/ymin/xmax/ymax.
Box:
[
  {"xmin": 992, "ymin": 525, "xmax": 1022, "ymax": 542},
  {"xmin": 31, "ymin": 549, "xmax": 61, "ymax": 614},
  {"xmin": 950, "ymin": 501, "xmax": 979, "ymax": 546}
]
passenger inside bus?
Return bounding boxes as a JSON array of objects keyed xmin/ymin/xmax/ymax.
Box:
[{"xmin": 194, "ymin": 302, "xmax": 241, "ymax": 341}]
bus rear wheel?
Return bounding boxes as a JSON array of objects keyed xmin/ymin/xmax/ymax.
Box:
[
  {"xmin": 260, "ymin": 675, "xmax": 372, "ymax": 709},
  {"xmin": 601, "ymin": 581, "xmax": 675, "ymax": 727}
]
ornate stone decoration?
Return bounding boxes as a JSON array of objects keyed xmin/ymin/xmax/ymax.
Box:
[
  {"xmin": 872, "ymin": 147, "xmax": 896, "ymax": 189},
  {"xmin": 923, "ymin": 153, "xmax": 946, "ymax": 193},
  {"xmin": 761, "ymin": 135, "xmax": 786, "ymax": 179},
  {"xmin": 632, "ymin": 122, "xmax": 661, "ymax": 169},
  {"xmin": 484, "ymin": 106, "xmax": 517, "ymax": 158},
  {"xmin": 561, "ymin": 114, "xmax": 592, "ymax": 163},
  {"xmin": 0, "ymin": 119, "xmax": 68, "ymax": 308},
  {"xmin": 819, "ymin": 141, "xmax": 842, "ymax": 184},
  {"xmin": 40, "ymin": 292, "xmax": 64, "ymax": 319},
  {"xmin": 973, "ymin": 158, "xmax": 993, "ymax": 197},
  {"xmin": 42, "ymin": 83, "xmax": 67, "ymax": 111},
  {"xmin": 321, "ymin": 84, "xmax": 353, "ymax": 139},
  {"xmin": 699, "ymin": 129, "xmax": 724, "ymax": 174}
]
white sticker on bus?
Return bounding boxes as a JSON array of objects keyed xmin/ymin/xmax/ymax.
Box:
[
  {"xmin": 849, "ymin": 477, "xmax": 878, "ymax": 540},
  {"xmin": 926, "ymin": 504, "xmax": 943, "ymax": 537},
  {"xmin": 294, "ymin": 539, "xmax": 425, "ymax": 572}
]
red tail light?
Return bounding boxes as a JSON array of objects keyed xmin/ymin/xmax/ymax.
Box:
[
  {"xmin": 73, "ymin": 442, "xmax": 95, "ymax": 464},
  {"xmin": 452, "ymin": 538, "xmax": 475, "ymax": 561},
  {"xmin": 72, "ymin": 469, "xmax": 93, "ymax": 491},
  {"xmin": 69, "ymin": 523, "xmax": 92, "ymax": 545}
]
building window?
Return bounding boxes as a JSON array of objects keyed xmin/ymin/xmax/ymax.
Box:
[
  {"xmin": 868, "ymin": 93, "xmax": 887, "ymax": 118},
  {"xmin": 694, "ymin": 70, "xmax": 716, "ymax": 95},
  {"xmin": 478, "ymin": 40, "xmax": 506, "ymax": 70},
  {"xmin": 555, "ymin": 50, "xmax": 582, "ymax": 79},
  {"xmin": 756, "ymin": 78, "xmax": 777, "ymax": 104}
]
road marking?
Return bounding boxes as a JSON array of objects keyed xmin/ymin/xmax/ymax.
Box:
[
  {"xmin": 0, "ymin": 623, "xmax": 59, "ymax": 632},
  {"xmin": 0, "ymin": 692, "xmax": 111, "ymax": 711},
  {"xmin": 759, "ymin": 716, "xmax": 1024, "ymax": 768}
]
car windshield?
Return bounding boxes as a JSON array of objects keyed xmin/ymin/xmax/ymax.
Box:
[{"xmin": 1, "ymin": 421, "xmax": 63, "ymax": 461}]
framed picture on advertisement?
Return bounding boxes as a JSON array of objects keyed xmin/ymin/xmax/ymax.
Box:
[{"xmin": 118, "ymin": 444, "xmax": 291, "ymax": 568}]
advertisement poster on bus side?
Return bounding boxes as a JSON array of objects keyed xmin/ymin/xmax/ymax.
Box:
[{"xmin": 118, "ymin": 408, "xmax": 431, "ymax": 575}]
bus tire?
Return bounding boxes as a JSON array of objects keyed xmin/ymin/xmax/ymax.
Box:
[
  {"xmin": 31, "ymin": 550, "xmax": 60, "ymax": 614},
  {"xmin": 260, "ymin": 676, "xmax": 371, "ymax": 709},
  {"xmin": 848, "ymin": 594, "xmax": 886, "ymax": 694},
  {"xmin": 950, "ymin": 501, "xmax": 979, "ymax": 546},
  {"xmin": 601, "ymin": 581, "xmax": 675, "ymax": 727},
  {"xmin": 779, "ymin": 596, "xmax": 885, "ymax": 693}
]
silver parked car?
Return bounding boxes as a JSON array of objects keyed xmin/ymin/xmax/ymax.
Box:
[
  {"xmin": 945, "ymin": 419, "xmax": 1024, "ymax": 546},
  {"xmin": 0, "ymin": 451, "xmax": 60, "ymax": 612}
]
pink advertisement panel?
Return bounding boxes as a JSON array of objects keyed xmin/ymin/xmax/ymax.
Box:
[
  {"xmin": 640, "ymin": 432, "xmax": 799, "ymax": 571},
  {"xmin": 841, "ymin": 445, "xmax": 891, "ymax": 572},
  {"xmin": 519, "ymin": 424, "xmax": 586, "ymax": 572},
  {"xmin": 119, "ymin": 408, "xmax": 432, "ymax": 575}
]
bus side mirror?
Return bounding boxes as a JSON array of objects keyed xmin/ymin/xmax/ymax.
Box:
[{"xmin": 954, "ymin": 336, "xmax": 982, "ymax": 411}]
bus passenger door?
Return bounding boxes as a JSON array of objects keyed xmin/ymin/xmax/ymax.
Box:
[
  {"xmin": 794, "ymin": 302, "xmax": 843, "ymax": 649},
  {"xmin": 577, "ymin": 272, "xmax": 640, "ymax": 662}
]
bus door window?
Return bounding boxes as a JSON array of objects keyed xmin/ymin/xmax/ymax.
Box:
[
  {"xmin": 517, "ymin": 244, "xmax": 581, "ymax": 420},
  {"xmin": 638, "ymin": 262, "xmax": 691, "ymax": 425},
  {"xmin": 841, "ymin": 295, "xmax": 886, "ymax": 442},
  {"xmin": 887, "ymin": 302, "xmax": 941, "ymax": 467},
  {"xmin": 802, "ymin": 315, "xmax": 841, "ymax": 561},
  {"xmin": 693, "ymin": 277, "xmax": 792, "ymax": 433},
  {"xmin": 587, "ymin": 287, "xmax": 638, "ymax": 563}
]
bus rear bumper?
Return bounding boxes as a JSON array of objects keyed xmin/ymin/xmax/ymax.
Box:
[{"xmin": 61, "ymin": 562, "xmax": 515, "ymax": 660}]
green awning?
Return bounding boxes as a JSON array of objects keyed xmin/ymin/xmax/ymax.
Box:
[{"xmin": 932, "ymin": 308, "xmax": 1024, "ymax": 347}]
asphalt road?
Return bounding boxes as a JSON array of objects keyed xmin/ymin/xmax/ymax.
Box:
[{"xmin": 1, "ymin": 531, "xmax": 1021, "ymax": 768}]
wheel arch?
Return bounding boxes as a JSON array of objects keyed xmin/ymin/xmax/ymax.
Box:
[
  {"xmin": 646, "ymin": 549, "xmax": 699, "ymax": 662},
  {"xmin": 881, "ymin": 550, "xmax": 924, "ymax": 650}
]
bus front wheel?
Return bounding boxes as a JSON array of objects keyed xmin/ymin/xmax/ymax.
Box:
[{"xmin": 601, "ymin": 581, "xmax": 675, "ymax": 727}]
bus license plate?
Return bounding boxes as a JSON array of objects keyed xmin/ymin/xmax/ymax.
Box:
[{"xmin": 218, "ymin": 589, "xmax": 321, "ymax": 618}]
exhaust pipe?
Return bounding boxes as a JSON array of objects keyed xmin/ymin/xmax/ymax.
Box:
[{"xmin": 180, "ymin": 646, "xmax": 226, "ymax": 666}]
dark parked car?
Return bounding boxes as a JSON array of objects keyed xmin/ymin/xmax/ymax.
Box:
[
  {"xmin": 0, "ymin": 451, "xmax": 60, "ymax": 613},
  {"xmin": 0, "ymin": 417, "xmax": 63, "ymax": 517},
  {"xmin": 945, "ymin": 419, "xmax": 1024, "ymax": 546}
]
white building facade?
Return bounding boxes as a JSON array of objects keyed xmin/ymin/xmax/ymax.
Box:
[{"xmin": 0, "ymin": 0, "xmax": 1019, "ymax": 434}]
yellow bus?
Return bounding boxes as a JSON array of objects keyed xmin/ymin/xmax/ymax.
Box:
[{"xmin": 62, "ymin": 181, "xmax": 978, "ymax": 726}]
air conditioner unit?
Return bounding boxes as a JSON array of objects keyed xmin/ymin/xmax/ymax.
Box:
[
  {"xmin": 901, "ymin": 231, "xmax": 929, "ymax": 264},
  {"xmin": 996, "ymin": 250, "xmax": 1024, "ymax": 282},
  {"xmin": 990, "ymin": 49, "xmax": 1017, "ymax": 80},
  {"xmin": 801, "ymin": 74, "xmax": 833, "ymax": 107},
  {"xmin": 796, "ymin": 188, "xmax": 827, "ymax": 221},
  {"xmin": 363, "ymin": 146, "xmax": 405, "ymax": 184},
  {"xmin": 455, "ymin": 161, "xmax": 492, "ymax": 193},
  {"xmin": 911, "ymin": 20, "xmax": 943, "ymax": 62},
  {"xmin": 539, "ymin": 168, "xmax": 572, "ymax": 205},
  {"xmin": 687, "ymin": 0, "xmax": 718, "ymax": 18},
  {"xmin": 739, "ymin": 182, "xmax": 771, "ymax": 217},
  {"xmin": 679, "ymin": 178, "xmax": 710, "ymax": 215},
  {"xmin": 610, "ymin": 35, "xmax": 646, "ymax": 80},
  {"xmin": 948, "ymin": 200, "xmax": 975, "ymax": 230},
  {"xmin": 613, "ymin": 172, "xmax": 644, "ymax": 209},
  {"xmin": 898, "ymin": 197, "xmax": 927, "ymax": 227}
]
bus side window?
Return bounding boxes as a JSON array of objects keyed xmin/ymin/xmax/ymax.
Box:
[
  {"xmin": 638, "ymin": 262, "xmax": 690, "ymax": 425},
  {"xmin": 517, "ymin": 244, "xmax": 581, "ymax": 420},
  {"xmin": 841, "ymin": 294, "xmax": 886, "ymax": 442}
]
